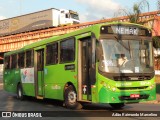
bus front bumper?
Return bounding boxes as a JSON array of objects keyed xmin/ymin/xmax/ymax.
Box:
[{"xmin": 98, "ymin": 87, "xmax": 156, "ymax": 103}]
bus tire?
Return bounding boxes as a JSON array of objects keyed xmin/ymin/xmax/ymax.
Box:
[
  {"xmin": 109, "ymin": 103, "xmax": 125, "ymax": 109},
  {"xmin": 17, "ymin": 84, "xmax": 24, "ymax": 100},
  {"xmin": 64, "ymin": 85, "xmax": 82, "ymax": 109}
]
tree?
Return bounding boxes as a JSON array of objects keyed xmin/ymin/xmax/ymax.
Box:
[
  {"xmin": 115, "ymin": 0, "xmax": 149, "ymax": 24},
  {"xmin": 115, "ymin": 0, "xmax": 160, "ymax": 69},
  {"xmin": 153, "ymin": 36, "xmax": 160, "ymax": 49}
]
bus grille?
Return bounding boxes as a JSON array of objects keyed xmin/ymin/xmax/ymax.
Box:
[
  {"xmin": 114, "ymin": 76, "xmax": 151, "ymax": 81},
  {"xmin": 119, "ymin": 95, "xmax": 149, "ymax": 100},
  {"xmin": 117, "ymin": 86, "xmax": 148, "ymax": 90}
]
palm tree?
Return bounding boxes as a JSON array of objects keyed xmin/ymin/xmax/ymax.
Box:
[
  {"xmin": 115, "ymin": 0, "xmax": 160, "ymax": 69},
  {"xmin": 115, "ymin": 0, "xmax": 149, "ymax": 24}
]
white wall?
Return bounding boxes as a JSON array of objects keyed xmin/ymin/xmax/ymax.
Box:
[{"xmin": 0, "ymin": 64, "xmax": 3, "ymax": 80}]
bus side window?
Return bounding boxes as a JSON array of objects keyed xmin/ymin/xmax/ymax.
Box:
[
  {"xmin": 60, "ymin": 38, "xmax": 75, "ymax": 63},
  {"xmin": 26, "ymin": 50, "xmax": 33, "ymax": 67},
  {"xmin": 18, "ymin": 52, "xmax": 25, "ymax": 68},
  {"xmin": 11, "ymin": 54, "xmax": 17, "ymax": 69},
  {"xmin": 4, "ymin": 56, "xmax": 10, "ymax": 69},
  {"xmin": 46, "ymin": 42, "xmax": 58, "ymax": 65}
]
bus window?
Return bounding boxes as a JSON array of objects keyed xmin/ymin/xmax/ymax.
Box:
[
  {"xmin": 11, "ymin": 54, "xmax": 17, "ymax": 69},
  {"xmin": 4, "ymin": 56, "xmax": 10, "ymax": 69},
  {"xmin": 46, "ymin": 42, "xmax": 58, "ymax": 65},
  {"xmin": 18, "ymin": 52, "xmax": 25, "ymax": 68},
  {"xmin": 60, "ymin": 38, "xmax": 75, "ymax": 63},
  {"xmin": 26, "ymin": 50, "xmax": 33, "ymax": 67}
]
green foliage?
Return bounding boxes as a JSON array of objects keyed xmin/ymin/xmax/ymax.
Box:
[
  {"xmin": 115, "ymin": 0, "xmax": 149, "ymax": 24},
  {"xmin": 153, "ymin": 36, "xmax": 160, "ymax": 49}
]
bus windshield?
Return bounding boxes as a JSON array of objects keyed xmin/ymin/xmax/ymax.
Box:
[{"xmin": 99, "ymin": 39, "xmax": 154, "ymax": 74}]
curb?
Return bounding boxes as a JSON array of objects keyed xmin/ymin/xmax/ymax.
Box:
[{"xmin": 142, "ymin": 100, "xmax": 160, "ymax": 104}]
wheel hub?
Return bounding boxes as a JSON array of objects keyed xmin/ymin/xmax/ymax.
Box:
[
  {"xmin": 18, "ymin": 88, "xmax": 22, "ymax": 97},
  {"xmin": 68, "ymin": 91, "xmax": 76, "ymax": 104}
]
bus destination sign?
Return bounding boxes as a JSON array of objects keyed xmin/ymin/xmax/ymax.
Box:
[
  {"xmin": 100, "ymin": 25, "xmax": 151, "ymax": 36},
  {"xmin": 114, "ymin": 26, "xmax": 138, "ymax": 35}
]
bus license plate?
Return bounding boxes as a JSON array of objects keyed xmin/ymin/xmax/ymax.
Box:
[{"xmin": 130, "ymin": 94, "xmax": 140, "ymax": 98}]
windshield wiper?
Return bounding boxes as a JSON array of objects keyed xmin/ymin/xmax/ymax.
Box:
[
  {"xmin": 114, "ymin": 36, "xmax": 132, "ymax": 59},
  {"xmin": 114, "ymin": 36, "xmax": 129, "ymax": 51}
]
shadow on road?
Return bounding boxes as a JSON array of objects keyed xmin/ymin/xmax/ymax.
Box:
[
  {"xmin": 12, "ymin": 95, "xmax": 133, "ymax": 111},
  {"xmin": 0, "ymin": 84, "xmax": 133, "ymax": 112}
]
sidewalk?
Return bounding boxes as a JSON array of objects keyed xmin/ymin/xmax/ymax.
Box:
[
  {"xmin": 0, "ymin": 79, "xmax": 2, "ymax": 84},
  {"xmin": 0, "ymin": 79, "xmax": 3, "ymax": 87}
]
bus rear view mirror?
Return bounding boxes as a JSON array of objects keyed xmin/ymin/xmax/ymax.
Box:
[{"xmin": 96, "ymin": 47, "xmax": 101, "ymax": 61}]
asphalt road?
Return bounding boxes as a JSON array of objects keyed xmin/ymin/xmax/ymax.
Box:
[{"xmin": 0, "ymin": 83, "xmax": 159, "ymax": 120}]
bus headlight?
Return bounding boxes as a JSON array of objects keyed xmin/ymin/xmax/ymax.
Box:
[
  {"xmin": 107, "ymin": 85, "xmax": 116, "ymax": 91},
  {"xmin": 103, "ymin": 83, "xmax": 107, "ymax": 87},
  {"xmin": 149, "ymin": 84, "xmax": 154, "ymax": 89},
  {"xmin": 112, "ymin": 87, "xmax": 116, "ymax": 91}
]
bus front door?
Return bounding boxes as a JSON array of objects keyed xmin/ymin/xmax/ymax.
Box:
[
  {"xmin": 81, "ymin": 38, "xmax": 92, "ymax": 101},
  {"xmin": 36, "ymin": 49, "xmax": 44, "ymax": 98}
]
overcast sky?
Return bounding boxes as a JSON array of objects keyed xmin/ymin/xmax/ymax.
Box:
[{"xmin": 0, "ymin": 0, "xmax": 158, "ymax": 22}]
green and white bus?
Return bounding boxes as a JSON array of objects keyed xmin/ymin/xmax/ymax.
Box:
[{"xmin": 3, "ymin": 22, "xmax": 156, "ymax": 109}]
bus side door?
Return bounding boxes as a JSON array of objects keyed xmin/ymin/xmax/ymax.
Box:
[{"xmin": 35, "ymin": 48, "xmax": 44, "ymax": 98}]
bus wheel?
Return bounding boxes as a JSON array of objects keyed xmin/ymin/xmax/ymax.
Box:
[
  {"xmin": 109, "ymin": 103, "xmax": 125, "ymax": 109},
  {"xmin": 17, "ymin": 84, "xmax": 24, "ymax": 100},
  {"xmin": 64, "ymin": 85, "xmax": 82, "ymax": 109}
]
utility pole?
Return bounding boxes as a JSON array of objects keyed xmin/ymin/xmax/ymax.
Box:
[
  {"xmin": 158, "ymin": 0, "xmax": 160, "ymax": 10},
  {"xmin": 20, "ymin": 0, "xmax": 22, "ymax": 15}
]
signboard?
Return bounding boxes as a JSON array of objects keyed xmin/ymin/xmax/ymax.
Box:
[
  {"xmin": 113, "ymin": 26, "xmax": 139, "ymax": 35},
  {"xmin": 21, "ymin": 68, "xmax": 34, "ymax": 83},
  {"xmin": 100, "ymin": 25, "xmax": 151, "ymax": 36},
  {"xmin": 0, "ymin": 9, "xmax": 54, "ymax": 36}
]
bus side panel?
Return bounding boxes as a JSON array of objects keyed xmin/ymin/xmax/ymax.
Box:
[
  {"xmin": 44, "ymin": 65, "xmax": 62, "ymax": 100},
  {"xmin": 22, "ymin": 83, "xmax": 35, "ymax": 97},
  {"xmin": 44, "ymin": 63, "xmax": 77, "ymax": 100},
  {"xmin": 3, "ymin": 69, "xmax": 21, "ymax": 93}
]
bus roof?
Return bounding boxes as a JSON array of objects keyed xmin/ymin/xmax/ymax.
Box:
[{"xmin": 4, "ymin": 22, "xmax": 150, "ymax": 56}]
